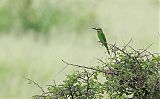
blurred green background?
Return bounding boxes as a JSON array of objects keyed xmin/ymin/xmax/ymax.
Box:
[{"xmin": 0, "ymin": 0, "xmax": 159, "ymax": 98}]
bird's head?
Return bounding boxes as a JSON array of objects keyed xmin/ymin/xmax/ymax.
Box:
[{"xmin": 92, "ymin": 27, "xmax": 103, "ymax": 33}]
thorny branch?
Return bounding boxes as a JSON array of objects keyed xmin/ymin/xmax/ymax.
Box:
[
  {"xmin": 62, "ymin": 60, "xmax": 105, "ymax": 73},
  {"xmin": 25, "ymin": 78, "xmax": 45, "ymax": 93}
]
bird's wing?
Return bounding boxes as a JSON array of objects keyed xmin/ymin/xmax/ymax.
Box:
[{"xmin": 99, "ymin": 32, "xmax": 107, "ymax": 43}]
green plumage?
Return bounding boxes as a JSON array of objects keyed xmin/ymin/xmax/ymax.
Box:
[{"xmin": 92, "ymin": 28, "xmax": 110, "ymax": 55}]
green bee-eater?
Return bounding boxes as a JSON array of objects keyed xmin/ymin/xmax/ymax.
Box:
[{"xmin": 92, "ymin": 27, "xmax": 110, "ymax": 55}]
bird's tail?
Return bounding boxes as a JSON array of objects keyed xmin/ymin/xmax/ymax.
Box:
[{"xmin": 104, "ymin": 43, "xmax": 110, "ymax": 55}]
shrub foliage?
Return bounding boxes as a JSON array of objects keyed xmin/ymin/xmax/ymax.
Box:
[{"xmin": 29, "ymin": 42, "xmax": 160, "ymax": 99}]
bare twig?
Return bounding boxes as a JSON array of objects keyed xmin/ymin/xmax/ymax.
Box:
[
  {"xmin": 95, "ymin": 57, "xmax": 106, "ymax": 65},
  {"xmin": 62, "ymin": 60, "xmax": 105, "ymax": 73},
  {"xmin": 139, "ymin": 44, "xmax": 153, "ymax": 55},
  {"xmin": 62, "ymin": 60, "xmax": 118, "ymax": 76},
  {"xmin": 122, "ymin": 38, "xmax": 133, "ymax": 50},
  {"xmin": 129, "ymin": 46, "xmax": 140, "ymax": 55},
  {"xmin": 112, "ymin": 42, "xmax": 117, "ymax": 56},
  {"xmin": 53, "ymin": 64, "xmax": 68, "ymax": 78},
  {"xmin": 25, "ymin": 77, "xmax": 45, "ymax": 93}
]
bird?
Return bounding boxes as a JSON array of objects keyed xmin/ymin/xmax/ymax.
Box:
[{"xmin": 92, "ymin": 27, "xmax": 110, "ymax": 55}]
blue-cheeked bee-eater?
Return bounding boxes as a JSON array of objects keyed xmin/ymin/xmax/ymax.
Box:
[{"xmin": 92, "ymin": 27, "xmax": 110, "ymax": 55}]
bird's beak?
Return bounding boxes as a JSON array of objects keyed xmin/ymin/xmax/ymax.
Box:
[{"xmin": 92, "ymin": 27, "xmax": 97, "ymax": 30}]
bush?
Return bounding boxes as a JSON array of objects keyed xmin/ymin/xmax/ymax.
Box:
[{"xmin": 28, "ymin": 42, "xmax": 160, "ymax": 99}]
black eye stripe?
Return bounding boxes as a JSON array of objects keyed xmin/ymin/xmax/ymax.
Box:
[{"xmin": 96, "ymin": 28, "xmax": 101, "ymax": 30}]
